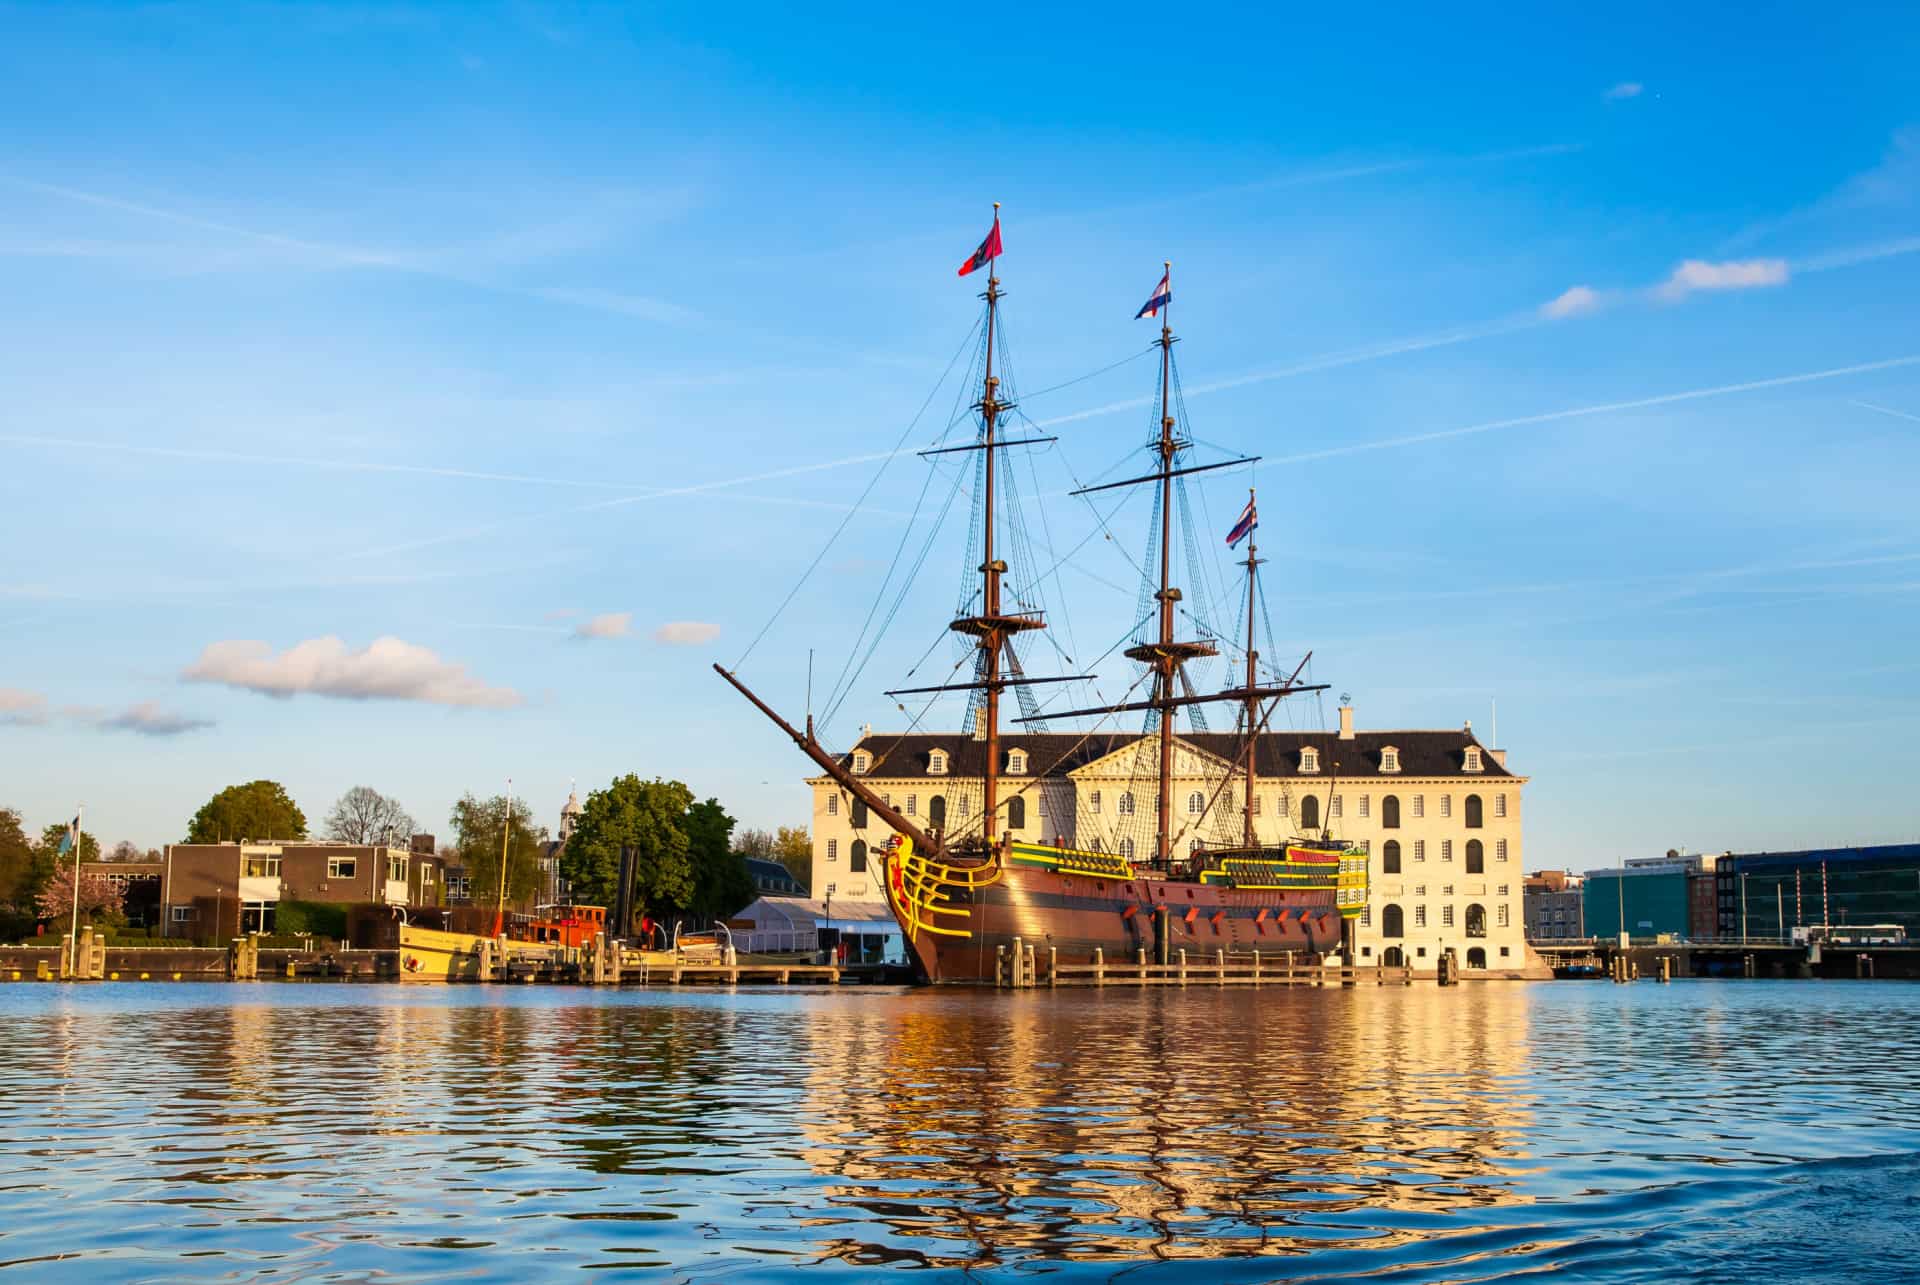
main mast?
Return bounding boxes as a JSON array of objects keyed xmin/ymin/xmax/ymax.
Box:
[{"xmin": 1241, "ymin": 488, "xmax": 1260, "ymax": 848}]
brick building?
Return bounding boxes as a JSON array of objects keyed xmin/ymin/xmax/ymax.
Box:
[{"xmin": 159, "ymin": 841, "xmax": 444, "ymax": 938}]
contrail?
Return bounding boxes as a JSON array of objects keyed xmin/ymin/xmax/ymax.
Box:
[
  {"xmin": 347, "ymin": 447, "xmax": 920, "ymax": 559},
  {"xmin": 1268, "ymin": 354, "xmax": 1920, "ymax": 465},
  {"xmin": 1033, "ymin": 317, "xmax": 1544, "ymax": 428},
  {"xmin": 0, "ymin": 432, "xmax": 645, "ymax": 491},
  {"xmin": 1853, "ymin": 399, "xmax": 1920, "ymax": 426}
]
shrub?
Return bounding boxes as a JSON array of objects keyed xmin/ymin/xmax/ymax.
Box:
[{"xmin": 274, "ymin": 900, "xmax": 347, "ymax": 939}]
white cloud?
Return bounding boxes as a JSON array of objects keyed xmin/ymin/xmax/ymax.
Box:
[
  {"xmin": 0, "ymin": 687, "xmax": 49, "ymax": 726},
  {"xmin": 97, "ymin": 702, "xmax": 214, "ymax": 737},
  {"xmin": 1604, "ymin": 82, "xmax": 1644, "ymax": 100},
  {"xmin": 1655, "ymin": 258, "xmax": 1790, "ymax": 300},
  {"xmin": 183, "ymin": 636, "xmax": 522, "ymax": 708},
  {"xmin": 1540, "ymin": 285, "xmax": 1605, "ymax": 319},
  {"xmin": 574, "ymin": 612, "xmax": 633, "ymax": 640},
  {"xmin": 653, "ymin": 621, "xmax": 721, "ymax": 646}
]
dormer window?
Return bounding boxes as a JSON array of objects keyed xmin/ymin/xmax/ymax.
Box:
[
  {"xmin": 1007, "ymin": 749, "xmax": 1028, "ymax": 775},
  {"xmin": 1381, "ymin": 746, "xmax": 1400, "ymax": 773},
  {"xmin": 852, "ymin": 750, "xmax": 871, "ymax": 775},
  {"xmin": 1464, "ymin": 746, "xmax": 1484, "ymax": 773},
  {"xmin": 928, "ymin": 749, "xmax": 949, "ymax": 775},
  {"xmin": 1299, "ymin": 746, "xmax": 1320, "ymax": 773}
]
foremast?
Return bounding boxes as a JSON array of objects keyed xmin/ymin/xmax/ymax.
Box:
[{"xmin": 945, "ymin": 203, "xmax": 1044, "ymax": 856}]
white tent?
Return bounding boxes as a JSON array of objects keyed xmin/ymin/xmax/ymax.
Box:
[{"xmin": 732, "ymin": 895, "xmax": 904, "ymax": 963}]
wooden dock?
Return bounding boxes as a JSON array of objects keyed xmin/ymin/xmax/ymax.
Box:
[{"xmin": 995, "ymin": 941, "xmax": 1414, "ymax": 988}]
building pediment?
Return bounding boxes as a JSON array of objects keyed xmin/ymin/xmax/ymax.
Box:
[{"xmin": 1068, "ymin": 735, "xmax": 1237, "ymax": 781}]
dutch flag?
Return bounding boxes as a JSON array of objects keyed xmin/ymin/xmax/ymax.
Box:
[
  {"xmin": 1226, "ymin": 496, "xmax": 1257, "ymax": 548},
  {"xmin": 1135, "ymin": 269, "xmax": 1171, "ymax": 320}
]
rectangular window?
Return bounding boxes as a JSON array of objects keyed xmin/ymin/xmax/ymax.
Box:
[
  {"xmin": 1440, "ymin": 795, "xmax": 1452, "ymax": 818},
  {"xmin": 1037, "ymin": 792, "xmax": 1047, "ymax": 817},
  {"xmin": 1089, "ymin": 790, "xmax": 1101, "ymax": 814},
  {"xmin": 1497, "ymin": 838, "xmax": 1509, "ymax": 862},
  {"xmin": 389, "ymin": 856, "xmax": 406, "ymax": 882},
  {"xmin": 1359, "ymin": 794, "xmax": 1370, "ymax": 819},
  {"xmin": 1361, "ymin": 905, "xmax": 1371, "ymax": 927},
  {"xmin": 1442, "ymin": 839, "xmax": 1454, "ymax": 862},
  {"xmin": 1497, "ymin": 884, "xmax": 1510, "ymax": 896},
  {"xmin": 1415, "ymin": 884, "xmax": 1426, "ymax": 896},
  {"xmin": 1331, "ymin": 794, "xmax": 1343, "ymax": 819},
  {"xmin": 1498, "ymin": 904, "xmax": 1510, "ymax": 927},
  {"xmin": 827, "ymin": 839, "xmax": 838, "ymax": 861},
  {"xmin": 1414, "ymin": 839, "xmax": 1426, "ymax": 862},
  {"xmin": 1412, "ymin": 794, "xmax": 1425, "ymax": 818},
  {"xmin": 1253, "ymin": 794, "xmax": 1262, "ymax": 815},
  {"xmin": 171, "ymin": 905, "xmax": 195, "ymax": 922},
  {"xmin": 1415, "ymin": 905, "xmax": 1427, "ymax": 928},
  {"xmin": 1495, "ymin": 793, "xmax": 1509, "ymax": 818},
  {"xmin": 1443, "ymin": 905, "xmax": 1455, "ymax": 927},
  {"xmin": 905, "ymin": 795, "xmax": 916, "ymax": 816},
  {"xmin": 328, "ymin": 858, "xmax": 357, "ymax": 880},
  {"xmin": 243, "ymin": 856, "xmax": 281, "ymax": 878},
  {"xmin": 1442, "ymin": 884, "xmax": 1454, "ymax": 896},
  {"xmin": 1276, "ymin": 794, "xmax": 1287, "ymax": 817},
  {"xmin": 827, "ymin": 795, "xmax": 839, "ymax": 816}
]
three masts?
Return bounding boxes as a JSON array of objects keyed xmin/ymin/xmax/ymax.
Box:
[{"xmin": 716, "ymin": 205, "xmax": 1361, "ymax": 980}]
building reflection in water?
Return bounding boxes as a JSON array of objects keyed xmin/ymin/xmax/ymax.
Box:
[{"xmin": 786, "ymin": 986, "xmax": 1536, "ymax": 1268}]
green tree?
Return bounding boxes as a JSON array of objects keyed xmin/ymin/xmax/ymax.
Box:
[
  {"xmin": 37, "ymin": 823, "xmax": 100, "ymax": 865},
  {"xmin": 449, "ymin": 793, "xmax": 546, "ymax": 909},
  {"xmin": 772, "ymin": 825, "xmax": 811, "ymax": 885},
  {"xmin": 561, "ymin": 776, "xmax": 695, "ymax": 917},
  {"xmin": 186, "ymin": 780, "xmax": 307, "ymax": 843},
  {"xmin": 0, "ymin": 808, "xmax": 43, "ymax": 913},
  {"xmin": 686, "ymin": 797, "xmax": 754, "ymax": 919}
]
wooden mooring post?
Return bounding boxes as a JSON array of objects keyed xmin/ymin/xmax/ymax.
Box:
[{"xmin": 1094, "ymin": 947, "xmax": 1105, "ymax": 986}]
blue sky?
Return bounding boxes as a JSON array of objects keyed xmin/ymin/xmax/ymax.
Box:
[{"xmin": 3, "ymin": 2, "xmax": 1917, "ymax": 869}]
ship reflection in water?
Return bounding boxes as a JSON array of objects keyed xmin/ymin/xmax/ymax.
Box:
[{"xmin": 2, "ymin": 983, "xmax": 1917, "ymax": 1281}]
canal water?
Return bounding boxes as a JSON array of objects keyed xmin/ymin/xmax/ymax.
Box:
[{"xmin": 2, "ymin": 981, "xmax": 1917, "ymax": 1282}]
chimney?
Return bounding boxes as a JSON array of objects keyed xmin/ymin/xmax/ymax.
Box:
[
  {"xmin": 1489, "ymin": 749, "xmax": 1507, "ymax": 768},
  {"xmin": 972, "ymin": 706, "xmax": 987, "ymax": 741},
  {"xmin": 1337, "ymin": 702, "xmax": 1354, "ymax": 741},
  {"xmin": 859, "ymin": 722, "xmax": 872, "ymax": 742}
]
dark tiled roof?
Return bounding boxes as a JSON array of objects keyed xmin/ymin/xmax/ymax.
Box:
[{"xmin": 831, "ymin": 728, "xmax": 1512, "ymax": 782}]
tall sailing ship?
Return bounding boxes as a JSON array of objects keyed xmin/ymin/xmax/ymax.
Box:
[{"xmin": 717, "ymin": 207, "xmax": 1367, "ymax": 983}]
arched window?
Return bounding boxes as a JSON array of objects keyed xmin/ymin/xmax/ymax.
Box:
[
  {"xmin": 1118, "ymin": 792, "xmax": 1134, "ymax": 815},
  {"xmin": 928, "ymin": 795, "xmax": 946, "ymax": 827},
  {"xmin": 850, "ymin": 839, "xmax": 868, "ymax": 873},
  {"xmin": 1465, "ymin": 903, "xmax": 1487, "ymax": 937},
  {"xmin": 1006, "ymin": 796, "xmax": 1025, "ymax": 830},
  {"xmin": 1466, "ymin": 839, "xmax": 1484, "ymax": 874},
  {"xmin": 1467, "ymin": 946, "xmax": 1487, "ymax": 969},
  {"xmin": 1382, "ymin": 904, "xmax": 1404, "ymax": 938},
  {"xmin": 1465, "ymin": 794, "xmax": 1484, "ymax": 828},
  {"xmin": 1119, "ymin": 837, "xmax": 1136, "ymax": 860},
  {"xmin": 1382, "ymin": 795, "xmax": 1401, "ymax": 829},
  {"xmin": 1300, "ymin": 794, "xmax": 1320, "ymax": 831},
  {"xmin": 1382, "ymin": 945, "xmax": 1405, "ymax": 967},
  {"xmin": 1382, "ymin": 840, "xmax": 1401, "ymax": 874},
  {"xmin": 1186, "ymin": 791, "xmax": 1204, "ymax": 815},
  {"xmin": 851, "ymin": 799, "xmax": 868, "ymax": 829}
]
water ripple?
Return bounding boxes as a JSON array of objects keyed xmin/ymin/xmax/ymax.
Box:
[{"xmin": 2, "ymin": 981, "xmax": 1918, "ymax": 1280}]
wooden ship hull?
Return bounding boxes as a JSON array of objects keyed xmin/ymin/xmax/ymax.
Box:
[{"xmin": 884, "ymin": 839, "xmax": 1363, "ymax": 984}]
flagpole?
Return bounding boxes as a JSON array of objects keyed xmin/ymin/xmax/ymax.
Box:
[
  {"xmin": 67, "ymin": 803, "xmax": 83, "ymax": 980},
  {"xmin": 494, "ymin": 780, "xmax": 511, "ymax": 938}
]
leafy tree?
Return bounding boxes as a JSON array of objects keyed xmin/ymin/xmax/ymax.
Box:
[
  {"xmin": 0, "ymin": 808, "xmax": 42, "ymax": 912},
  {"xmin": 186, "ymin": 780, "xmax": 307, "ymax": 843},
  {"xmin": 36, "ymin": 861, "xmax": 125, "ymax": 923},
  {"xmin": 37, "ymin": 823, "xmax": 99, "ymax": 864},
  {"xmin": 772, "ymin": 825, "xmax": 811, "ymax": 885},
  {"xmin": 561, "ymin": 776, "xmax": 695, "ymax": 918},
  {"xmin": 686, "ymin": 797, "xmax": 754, "ymax": 919},
  {"xmin": 323, "ymin": 786, "xmax": 417, "ymax": 845},
  {"xmin": 449, "ymin": 793, "xmax": 547, "ymax": 909}
]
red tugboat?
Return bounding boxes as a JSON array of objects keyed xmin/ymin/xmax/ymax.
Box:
[{"xmin": 717, "ymin": 208, "xmax": 1365, "ymax": 983}]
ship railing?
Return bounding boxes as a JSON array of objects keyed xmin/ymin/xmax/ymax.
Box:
[{"xmin": 994, "ymin": 941, "xmax": 1414, "ymax": 988}]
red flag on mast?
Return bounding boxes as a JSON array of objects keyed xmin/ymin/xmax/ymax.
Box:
[{"xmin": 957, "ymin": 212, "xmax": 1003, "ymax": 276}]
